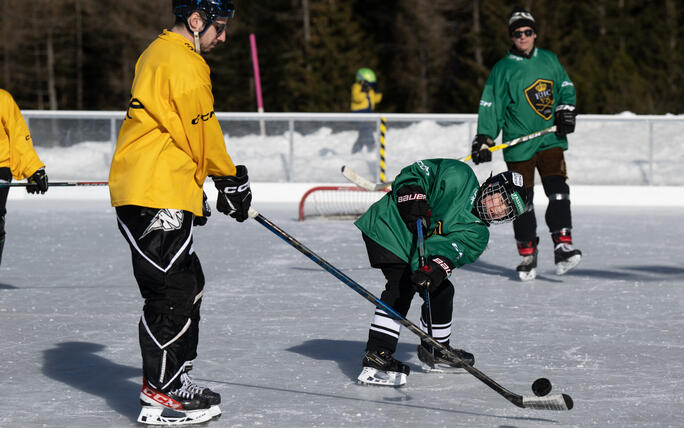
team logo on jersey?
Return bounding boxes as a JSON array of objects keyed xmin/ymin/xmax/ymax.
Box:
[
  {"xmin": 524, "ymin": 78, "xmax": 554, "ymax": 120},
  {"xmin": 140, "ymin": 209, "xmax": 184, "ymax": 239}
]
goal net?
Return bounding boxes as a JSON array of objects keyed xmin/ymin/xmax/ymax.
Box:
[{"xmin": 298, "ymin": 186, "xmax": 389, "ymax": 221}]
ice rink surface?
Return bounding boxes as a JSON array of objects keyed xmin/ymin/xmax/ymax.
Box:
[{"xmin": 1, "ymin": 200, "xmax": 683, "ymax": 427}]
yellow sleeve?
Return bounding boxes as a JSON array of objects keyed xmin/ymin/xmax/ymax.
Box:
[
  {"xmin": 350, "ymin": 83, "xmax": 370, "ymax": 111},
  {"xmin": 0, "ymin": 90, "xmax": 44, "ymax": 180},
  {"xmin": 171, "ymin": 85, "xmax": 236, "ymax": 185}
]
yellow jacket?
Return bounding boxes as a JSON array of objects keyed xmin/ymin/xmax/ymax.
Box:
[
  {"xmin": 109, "ymin": 30, "xmax": 236, "ymax": 216},
  {"xmin": 0, "ymin": 89, "xmax": 44, "ymax": 179},
  {"xmin": 350, "ymin": 82, "xmax": 382, "ymax": 112}
]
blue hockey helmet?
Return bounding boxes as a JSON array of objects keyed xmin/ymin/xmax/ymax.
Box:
[{"xmin": 173, "ymin": 0, "xmax": 236, "ymax": 26}]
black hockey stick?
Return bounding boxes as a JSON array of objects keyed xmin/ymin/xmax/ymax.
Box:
[
  {"xmin": 416, "ymin": 219, "xmax": 434, "ymax": 359},
  {"xmin": 0, "ymin": 181, "xmax": 108, "ymax": 187},
  {"xmin": 248, "ymin": 207, "xmax": 573, "ymax": 411}
]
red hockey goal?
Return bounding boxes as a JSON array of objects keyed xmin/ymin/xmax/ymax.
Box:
[{"xmin": 298, "ymin": 185, "xmax": 389, "ymax": 221}]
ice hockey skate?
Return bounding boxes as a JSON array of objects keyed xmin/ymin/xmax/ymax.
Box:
[
  {"xmin": 554, "ymin": 243, "xmax": 582, "ymax": 275},
  {"xmin": 357, "ymin": 349, "xmax": 410, "ymax": 387},
  {"xmin": 137, "ymin": 377, "xmax": 221, "ymax": 426},
  {"xmin": 516, "ymin": 239, "xmax": 538, "ymax": 281},
  {"xmin": 417, "ymin": 342, "xmax": 475, "ymax": 374}
]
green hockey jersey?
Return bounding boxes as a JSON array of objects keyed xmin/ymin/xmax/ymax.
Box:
[
  {"xmin": 476, "ymin": 47, "xmax": 576, "ymax": 162},
  {"xmin": 355, "ymin": 159, "xmax": 489, "ymax": 272}
]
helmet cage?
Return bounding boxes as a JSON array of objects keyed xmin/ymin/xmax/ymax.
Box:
[{"xmin": 474, "ymin": 172, "xmax": 527, "ymax": 225}]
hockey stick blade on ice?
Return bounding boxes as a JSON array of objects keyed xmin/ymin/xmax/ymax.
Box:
[
  {"xmin": 341, "ymin": 166, "xmax": 391, "ymax": 191},
  {"xmin": 248, "ymin": 207, "xmax": 573, "ymax": 411},
  {"xmin": 0, "ymin": 181, "xmax": 109, "ymax": 188}
]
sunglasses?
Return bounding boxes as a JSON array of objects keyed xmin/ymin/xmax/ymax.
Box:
[
  {"xmin": 513, "ymin": 29, "xmax": 535, "ymax": 39},
  {"xmin": 212, "ymin": 21, "xmax": 228, "ymax": 35}
]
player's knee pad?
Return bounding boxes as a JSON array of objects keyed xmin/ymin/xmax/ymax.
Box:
[{"xmin": 542, "ymin": 175, "xmax": 569, "ymax": 198}]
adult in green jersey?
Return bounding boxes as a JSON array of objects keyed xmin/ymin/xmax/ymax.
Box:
[
  {"xmin": 355, "ymin": 159, "xmax": 527, "ymax": 386},
  {"xmin": 471, "ymin": 7, "xmax": 582, "ymax": 282}
]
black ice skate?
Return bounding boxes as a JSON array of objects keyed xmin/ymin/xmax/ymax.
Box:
[
  {"xmin": 554, "ymin": 243, "xmax": 582, "ymax": 275},
  {"xmin": 552, "ymin": 230, "xmax": 581, "ymax": 275},
  {"xmin": 516, "ymin": 238, "xmax": 538, "ymax": 281},
  {"xmin": 357, "ymin": 349, "xmax": 410, "ymax": 387},
  {"xmin": 417, "ymin": 342, "xmax": 475, "ymax": 373},
  {"xmin": 181, "ymin": 362, "xmax": 221, "ymax": 406},
  {"xmin": 137, "ymin": 377, "xmax": 221, "ymax": 426}
]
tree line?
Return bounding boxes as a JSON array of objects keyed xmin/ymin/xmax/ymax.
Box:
[{"xmin": 1, "ymin": 0, "xmax": 682, "ymax": 114}]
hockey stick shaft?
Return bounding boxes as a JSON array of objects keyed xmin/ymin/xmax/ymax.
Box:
[
  {"xmin": 458, "ymin": 126, "xmax": 557, "ymax": 162},
  {"xmin": 343, "ymin": 126, "xmax": 559, "ymax": 191},
  {"xmin": 0, "ymin": 181, "xmax": 108, "ymax": 187},
  {"xmin": 416, "ymin": 220, "xmax": 433, "ymax": 354},
  {"xmin": 248, "ymin": 207, "xmax": 572, "ymax": 411}
]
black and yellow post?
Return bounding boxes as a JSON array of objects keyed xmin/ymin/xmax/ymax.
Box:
[{"xmin": 379, "ymin": 117, "xmax": 387, "ymax": 183}]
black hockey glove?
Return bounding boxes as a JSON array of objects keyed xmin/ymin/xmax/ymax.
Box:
[
  {"xmin": 193, "ymin": 192, "xmax": 211, "ymax": 226},
  {"xmin": 213, "ymin": 165, "xmax": 252, "ymax": 222},
  {"xmin": 554, "ymin": 104, "xmax": 576, "ymax": 138},
  {"xmin": 411, "ymin": 256, "xmax": 455, "ymax": 293},
  {"xmin": 471, "ymin": 135, "xmax": 495, "ymax": 165},
  {"xmin": 26, "ymin": 167, "xmax": 48, "ymax": 194},
  {"xmin": 396, "ymin": 185, "xmax": 430, "ymax": 234}
]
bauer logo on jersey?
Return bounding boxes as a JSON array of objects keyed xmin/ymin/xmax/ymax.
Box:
[
  {"xmin": 140, "ymin": 209, "xmax": 184, "ymax": 239},
  {"xmin": 524, "ymin": 78, "xmax": 554, "ymax": 120}
]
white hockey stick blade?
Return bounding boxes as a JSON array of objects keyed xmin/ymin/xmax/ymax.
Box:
[
  {"xmin": 421, "ymin": 363, "xmax": 467, "ymax": 374},
  {"xmin": 357, "ymin": 367, "xmax": 407, "ymax": 387},
  {"xmin": 137, "ymin": 405, "xmax": 221, "ymax": 425},
  {"xmin": 341, "ymin": 165, "xmax": 391, "ymax": 191},
  {"xmin": 522, "ymin": 393, "xmax": 574, "ymax": 411}
]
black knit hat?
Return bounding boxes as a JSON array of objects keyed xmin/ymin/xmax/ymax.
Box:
[{"xmin": 508, "ymin": 7, "xmax": 536, "ymax": 35}]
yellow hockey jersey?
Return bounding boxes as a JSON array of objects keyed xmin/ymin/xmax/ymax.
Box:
[
  {"xmin": 0, "ymin": 89, "xmax": 45, "ymax": 179},
  {"xmin": 109, "ymin": 30, "xmax": 236, "ymax": 216},
  {"xmin": 350, "ymin": 82, "xmax": 382, "ymax": 112}
]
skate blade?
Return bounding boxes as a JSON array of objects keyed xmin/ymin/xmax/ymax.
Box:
[
  {"xmin": 137, "ymin": 404, "xmax": 221, "ymax": 425},
  {"xmin": 357, "ymin": 367, "xmax": 407, "ymax": 387},
  {"xmin": 555, "ymin": 255, "xmax": 581, "ymax": 275},
  {"xmin": 518, "ymin": 268, "xmax": 537, "ymax": 282}
]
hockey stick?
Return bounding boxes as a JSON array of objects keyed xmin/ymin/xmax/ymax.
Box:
[
  {"xmin": 0, "ymin": 181, "xmax": 108, "ymax": 187},
  {"xmin": 248, "ymin": 207, "xmax": 573, "ymax": 411},
  {"xmin": 457, "ymin": 126, "xmax": 557, "ymax": 162},
  {"xmin": 341, "ymin": 165, "xmax": 391, "ymax": 191},
  {"xmin": 416, "ymin": 219, "xmax": 434, "ymax": 359},
  {"xmin": 342, "ymin": 126, "xmax": 558, "ymax": 191}
]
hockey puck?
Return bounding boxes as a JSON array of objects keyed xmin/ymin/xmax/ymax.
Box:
[{"xmin": 532, "ymin": 378, "xmax": 552, "ymax": 397}]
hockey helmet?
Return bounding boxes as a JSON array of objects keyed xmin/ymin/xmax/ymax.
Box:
[
  {"xmin": 355, "ymin": 68, "xmax": 377, "ymax": 83},
  {"xmin": 473, "ymin": 171, "xmax": 528, "ymax": 225},
  {"xmin": 173, "ymin": 0, "xmax": 236, "ymax": 25}
]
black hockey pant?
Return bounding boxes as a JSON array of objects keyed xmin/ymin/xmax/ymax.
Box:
[
  {"xmin": 116, "ymin": 205, "xmax": 204, "ymax": 392},
  {"xmin": 0, "ymin": 167, "xmax": 11, "ymax": 266},
  {"xmin": 366, "ymin": 264, "xmax": 455, "ymax": 354},
  {"xmin": 362, "ymin": 234, "xmax": 455, "ymax": 354}
]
